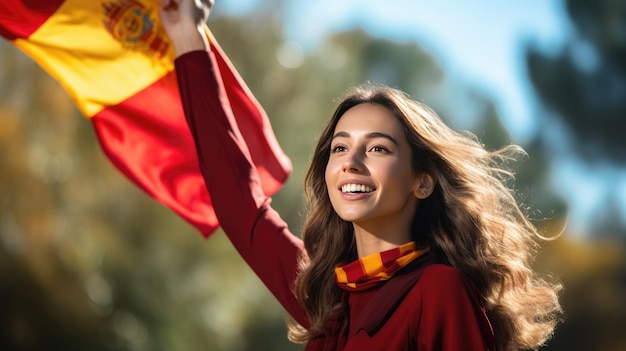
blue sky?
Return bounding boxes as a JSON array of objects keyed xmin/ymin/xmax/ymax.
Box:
[
  {"xmin": 214, "ymin": 0, "xmax": 626, "ymax": 235},
  {"xmin": 287, "ymin": 0, "xmax": 571, "ymax": 142},
  {"xmin": 217, "ymin": 0, "xmax": 571, "ymax": 142}
]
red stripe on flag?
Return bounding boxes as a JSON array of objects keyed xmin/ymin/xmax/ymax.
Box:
[
  {"xmin": 91, "ymin": 70, "xmax": 219, "ymax": 236},
  {"xmin": 0, "ymin": 0, "xmax": 64, "ymax": 40},
  {"xmin": 208, "ymin": 37, "xmax": 292, "ymax": 193}
]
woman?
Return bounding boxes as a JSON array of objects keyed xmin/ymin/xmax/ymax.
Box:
[{"xmin": 160, "ymin": 1, "xmax": 562, "ymax": 350}]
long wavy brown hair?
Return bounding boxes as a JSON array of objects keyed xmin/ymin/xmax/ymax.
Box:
[{"xmin": 288, "ymin": 85, "xmax": 562, "ymax": 350}]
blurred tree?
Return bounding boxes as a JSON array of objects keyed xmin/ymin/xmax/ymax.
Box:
[
  {"xmin": 524, "ymin": 1, "xmax": 626, "ymax": 349},
  {"xmin": 536, "ymin": 234, "xmax": 626, "ymax": 351},
  {"xmin": 0, "ymin": 27, "xmax": 289, "ymax": 351},
  {"xmin": 526, "ymin": 0, "xmax": 626, "ymax": 164}
]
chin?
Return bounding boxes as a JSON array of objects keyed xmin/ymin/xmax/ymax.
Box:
[{"xmin": 337, "ymin": 212, "xmax": 369, "ymax": 224}]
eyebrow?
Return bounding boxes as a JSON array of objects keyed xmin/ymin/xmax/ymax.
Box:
[{"xmin": 332, "ymin": 131, "xmax": 398, "ymax": 145}]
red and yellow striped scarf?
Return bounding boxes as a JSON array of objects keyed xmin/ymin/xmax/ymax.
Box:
[{"xmin": 335, "ymin": 242, "xmax": 429, "ymax": 291}]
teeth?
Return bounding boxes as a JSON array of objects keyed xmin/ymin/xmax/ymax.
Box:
[{"xmin": 341, "ymin": 184, "xmax": 373, "ymax": 193}]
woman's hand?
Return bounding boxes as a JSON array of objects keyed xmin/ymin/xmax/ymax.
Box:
[{"xmin": 160, "ymin": 0, "xmax": 214, "ymax": 56}]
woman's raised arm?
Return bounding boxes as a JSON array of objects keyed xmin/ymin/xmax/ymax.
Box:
[{"xmin": 160, "ymin": 0, "xmax": 309, "ymax": 327}]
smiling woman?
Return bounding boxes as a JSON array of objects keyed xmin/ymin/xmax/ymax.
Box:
[
  {"xmin": 292, "ymin": 85, "xmax": 563, "ymax": 350},
  {"xmin": 324, "ymin": 103, "xmax": 430, "ymax": 255},
  {"xmin": 159, "ymin": 0, "xmax": 563, "ymax": 350}
]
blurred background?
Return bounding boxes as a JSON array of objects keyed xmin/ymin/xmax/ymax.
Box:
[{"xmin": 1, "ymin": 0, "xmax": 625, "ymax": 350}]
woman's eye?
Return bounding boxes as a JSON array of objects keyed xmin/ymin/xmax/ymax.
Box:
[
  {"xmin": 370, "ymin": 145, "xmax": 389, "ymax": 153},
  {"xmin": 331, "ymin": 145, "xmax": 347, "ymax": 153}
]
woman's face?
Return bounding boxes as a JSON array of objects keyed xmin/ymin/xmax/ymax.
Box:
[{"xmin": 325, "ymin": 103, "xmax": 425, "ymax": 233}]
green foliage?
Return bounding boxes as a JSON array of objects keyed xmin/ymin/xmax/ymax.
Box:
[
  {"xmin": 0, "ymin": 39, "xmax": 289, "ymax": 351},
  {"xmin": 536, "ymin": 235, "xmax": 626, "ymax": 351},
  {"xmin": 523, "ymin": 0, "xmax": 626, "ymax": 348},
  {"xmin": 526, "ymin": 0, "xmax": 626, "ymax": 164}
]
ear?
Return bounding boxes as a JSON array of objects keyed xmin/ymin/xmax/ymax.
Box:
[{"xmin": 413, "ymin": 172, "xmax": 435, "ymax": 199}]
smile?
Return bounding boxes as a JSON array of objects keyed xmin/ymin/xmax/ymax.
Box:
[{"xmin": 341, "ymin": 184, "xmax": 374, "ymax": 193}]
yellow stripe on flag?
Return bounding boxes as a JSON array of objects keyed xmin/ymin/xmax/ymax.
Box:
[{"xmin": 13, "ymin": 0, "xmax": 174, "ymax": 117}]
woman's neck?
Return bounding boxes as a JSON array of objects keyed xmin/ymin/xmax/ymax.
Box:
[{"xmin": 353, "ymin": 222, "xmax": 413, "ymax": 258}]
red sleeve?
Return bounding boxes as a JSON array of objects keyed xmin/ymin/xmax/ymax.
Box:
[
  {"xmin": 174, "ymin": 50, "xmax": 308, "ymax": 327},
  {"xmin": 416, "ymin": 265, "xmax": 495, "ymax": 350}
]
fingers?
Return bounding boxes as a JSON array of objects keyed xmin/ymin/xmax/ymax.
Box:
[
  {"xmin": 159, "ymin": 0, "xmax": 209, "ymax": 55},
  {"xmin": 160, "ymin": 0, "xmax": 176, "ymax": 9},
  {"xmin": 161, "ymin": 0, "xmax": 210, "ymax": 22}
]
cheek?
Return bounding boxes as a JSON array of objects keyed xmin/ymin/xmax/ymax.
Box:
[
  {"xmin": 325, "ymin": 158, "xmax": 339, "ymax": 182},
  {"xmin": 379, "ymin": 163, "xmax": 415, "ymax": 193},
  {"xmin": 324, "ymin": 159, "xmax": 342, "ymax": 200},
  {"xmin": 324, "ymin": 163, "xmax": 333, "ymax": 192}
]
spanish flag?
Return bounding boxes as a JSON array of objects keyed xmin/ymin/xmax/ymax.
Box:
[{"xmin": 0, "ymin": 0, "xmax": 292, "ymax": 237}]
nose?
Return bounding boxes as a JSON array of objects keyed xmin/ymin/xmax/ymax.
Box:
[{"xmin": 342, "ymin": 152, "xmax": 364, "ymax": 173}]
